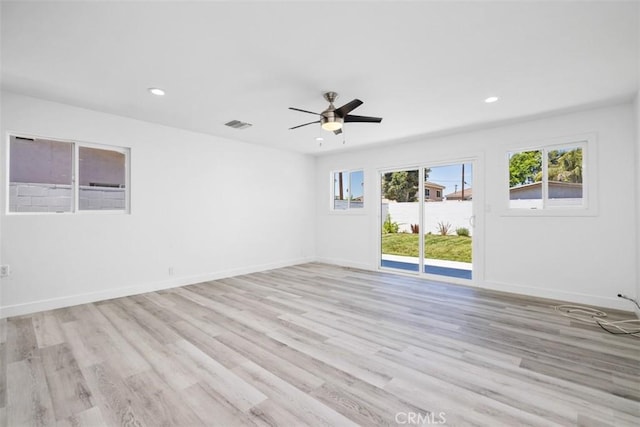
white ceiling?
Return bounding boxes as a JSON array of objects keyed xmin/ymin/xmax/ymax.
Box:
[{"xmin": 1, "ymin": 1, "xmax": 638, "ymax": 154}]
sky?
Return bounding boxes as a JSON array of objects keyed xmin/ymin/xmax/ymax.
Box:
[
  {"xmin": 426, "ymin": 163, "xmax": 473, "ymax": 197},
  {"xmin": 349, "ymin": 170, "xmax": 364, "ymax": 198}
]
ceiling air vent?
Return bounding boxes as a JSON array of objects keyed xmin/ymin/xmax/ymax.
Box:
[{"xmin": 224, "ymin": 120, "xmax": 253, "ymax": 130}]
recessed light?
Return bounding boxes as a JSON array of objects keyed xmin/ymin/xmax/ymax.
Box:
[
  {"xmin": 315, "ymin": 137, "xmax": 324, "ymax": 141},
  {"xmin": 148, "ymin": 87, "xmax": 165, "ymax": 96},
  {"xmin": 484, "ymin": 96, "xmax": 499, "ymax": 103}
]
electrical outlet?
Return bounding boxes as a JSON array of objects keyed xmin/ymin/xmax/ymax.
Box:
[
  {"xmin": 168, "ymin": 267, "xmax": 174, "ymax": 276},
  {"xmin": 0, "ymin": 265, "xmax": 10, "ymax": 277}
]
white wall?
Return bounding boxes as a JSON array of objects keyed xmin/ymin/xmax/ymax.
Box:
[
  {"xmin": 0, "ymin": 92, "xmax": 316, "ymax": 317},
  {"xmin": 316, "ymin": 102, "xmax": 637, "ymax": 311}
]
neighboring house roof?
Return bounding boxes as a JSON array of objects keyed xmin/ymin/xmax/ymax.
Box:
[
  {"xmin": 424, "ymin": 181, "xmax": 446, "ymax": 189},
  {"xmin": 510, "ymin": 181, "xmax": 582, "ymax": 192},
  {"xmin": 445, "ymin": 187, "xmax": 473, "ymax": 200}
]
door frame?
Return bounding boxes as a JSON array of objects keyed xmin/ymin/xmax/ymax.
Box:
[{"xmin": 377, "ymin": 156, "xmax": 483, "ymax": 286}]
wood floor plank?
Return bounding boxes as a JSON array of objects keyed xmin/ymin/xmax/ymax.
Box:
[
  {"xmin": 3, "ymin": 263, "xmax": 639, "ymax": 426},
  {"xmin": 266, "ymin": 328, "xmax": 392, "ymax": 389},
  {"xmin": 32, "ymin": 313, "xmax": 65, "ymax": 349},
  {"xmin": 55, "ymin": 406, "xmax": 107, "ymax": 427},
  {"xmin": 7, "ymin": 357, "xmax": 55, "ymax": 427},
  {"xmin": 111, "ymin": 297, "xmax": 182, "ymax": 345},
  {"xmin": 123, "ymin": 370, "xmax": 205, "ymax": 426},
  {"xmin": 232, "ymin": 360, "xmax": 360, "ymax": 427},
  {"xmin": 0, "ymin": 319, "xmax": 6, "ymax": 344},
  {"xmin": 170, "ymin": 320, "xmax": 250, "ymax": 370},
  {"xmin": 310, "ymin": 381, "xmax": 411, "ymax": 426},
  {"xmin": 66, "ymin": 305, "xmax": 150, "ymax": 378},
  {"xmin": 0, "ymin": 342, "xmax": 5, "ymax": 411},
  {"xmin": 182, "ymin": 381, "xmax": 270, "ymax": 427},
  {"xmin": 168, "ymin": 339, "xmax": 268, "ymax": 412},
  {"xmin": 96, "ymin": 303, "xmax": 199, "ymax": 392},
  {"xmin": 59, "ymin": 321, "xmax": 103, "ymax": 369},
  {"xmin": 248, "ymin": 398, "xmax": 308, "ymax": 426},
  {"xmin": 6, "ymin": 317, "xmax": 38, "ymax": 363},
  {"xmin": 40, "ymin": 343, "xmax": 93, "ymax": 421},
  {"xmin": 80, "ymin": 362, "xmax": 146, "ymax": 427},
  {"xmin": 50, "ymin": 308, "xmax": 76, "ymax": 324},
  {"xmin": 379, "ymin": 345, "xmax": 580, "ymax": 425},
  {"xmin": 215, "ymin": 331, "xmax": 325, "ymax": 394}
]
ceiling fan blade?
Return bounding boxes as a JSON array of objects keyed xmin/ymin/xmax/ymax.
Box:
[
  {"xmin": 289, "ymin": 107, "xmax": 321, "ymax": 116},
  {"xmin": 335, "ymin": 99, "xmax": 363, "ymax": 117},
  {"xmin": 344, "ymin": 114, "xmax": 383, "ymax": 123},
  {"xmin": 289, "ymin": 120, "xmax": 320, "ymax": 130},
  {"xmin": 333, "ymin": 128, "xmax": 343, "ymax": 135}
]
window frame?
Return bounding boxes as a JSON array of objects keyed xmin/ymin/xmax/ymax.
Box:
[
  {"xmin": 330, "ymin": 169, "xmax": 365, "ymax": 213},
  {"xmin": 504, "ymin": 134, "xmax": 595, "ymax": 217},
  {"xmin": 6, "ymin": 132, "xmax": 131, "ymax": 215}
]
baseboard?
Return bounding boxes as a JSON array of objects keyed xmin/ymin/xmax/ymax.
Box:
[
  {"xmin": 480, "ymin": 280, "xmax": 635, "ymax": 312},
  {"xmin": 0, "ymin": 256, "xmax": 315, "ymax": 318},
  {"xmin": 3, "ymin": 257, "xmax": 634, "ymax": 318},
  {"xmin": 318, "ymin": 257, "xmax": 636, "ymax": 312}
]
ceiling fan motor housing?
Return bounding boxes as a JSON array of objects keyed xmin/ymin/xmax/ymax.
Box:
[
  {"xmin": 289, "ymin": 91, "xmax": 381, "ymax": 133},
  {"xmin": 321, "ymin": 110, "xmax": 344, "ymax": 130}
]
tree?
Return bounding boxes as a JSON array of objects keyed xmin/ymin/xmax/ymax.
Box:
[
  {"xmin": 382, "ymin": 169, "xmax": 430, "ymax": 202},
  {"xmin": 550, "ymin": 148, "xmax": 582, "ymax": 183},
  {"xmin": 382, "ymin": 171, "xmax": 416, "ymax": 202},
  {"xmin": 510, "ymin": 148, "xmax": 583, "ymax": 186},
  {"xmin": 509, "ymin": 151, "xmax": 542, "ymax": 186}
]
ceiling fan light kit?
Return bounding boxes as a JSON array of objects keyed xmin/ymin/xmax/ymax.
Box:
[
  {"xmin": 321, "ymin": 114, "xmax": 343, "ymax": 131},
  {"xmin": 289, "ymin": 91, "xmax": 382, "ymax": 135}
]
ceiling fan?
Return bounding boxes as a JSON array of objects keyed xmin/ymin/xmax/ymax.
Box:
[{"xmin": 289, "ymin": 92, "xmax": 382, "ymax": 135}]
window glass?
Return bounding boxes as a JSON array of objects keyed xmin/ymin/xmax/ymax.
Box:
[
  {"xmin": 509, "ymin": 144, "xmax": 584, "ymax": 209},
  {"xmin": 546, "ymin": 147, "xmax": 583, "ymax": 207},
  {"xmin": 8, "ymin": 134, "xmax": 129, "ymax": 214},
  {"xmin": 333, "ymin": 171, "xmax": 348, "ymax": 210},
  {"xmin": 332, "ymin": 169, "xmax": 364, "ymax": 211},
  {"xmin": 349, "ymin": 170, "xmax": 364, "ymax": 209},
  {"xmin": 509, "ymin": 150, "xmax": 543, "ymax": 209},
  {"xmin": 79, "ymin": 147, "xmax": 126, "ymax": 211},
  {"xmin": 9, "ymin": 136, "xmax": 73, "ymax": 213}
]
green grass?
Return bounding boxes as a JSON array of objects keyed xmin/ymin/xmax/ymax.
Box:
[{"xmin": 381, "ymin": 233, "xmax": 472, "ymax": 263}]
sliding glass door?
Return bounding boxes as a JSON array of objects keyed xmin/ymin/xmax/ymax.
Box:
[
  {"xmin": 380, "ymin": 162, "xmax": 474, "ymax": 280},
  {"xmin": 380, "ymin": 169, "xmax": 421, "ymax": 272}
]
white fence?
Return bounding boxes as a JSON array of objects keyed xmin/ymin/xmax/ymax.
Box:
[
  {"xmin": 382, "ymin": 201, "xmax": 473, "ymax": 235},
  {"xmin": 9, "ymin": 182, "xmax": 125, "ymax": 212}
]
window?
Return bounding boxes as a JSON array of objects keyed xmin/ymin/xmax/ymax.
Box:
[
  {"xmin": 436, "ymin": 190, "xmax": 442, "ymax": 198},
  {"xmin": 332, "ymin": 169, "xmax": 364, "ymax": 210},
  {"xmin": 425, "ymin": 188, "xmax": 430, "ymax": 198},
  {"xmin": 508, "ymin": 142, "xmax": 584, "ymax": 210},
  {"xmin": 78, "ymin": 146, "xmax": 126, "ymax": 211},
  {"xmin": 8, "ymin": 135, "xmax": 129, "ymax": 213}
]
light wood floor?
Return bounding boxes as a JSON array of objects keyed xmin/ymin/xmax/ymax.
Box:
[{"xmin": 1, "ymin": 263, "xmax": 639, "ymax": 426}]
